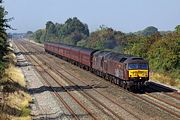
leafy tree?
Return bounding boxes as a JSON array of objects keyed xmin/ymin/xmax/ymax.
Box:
[
  {"xmin": 143, "ymin": 26, "xmax": 158, "ymax": 36},
  {"xmin": 125, "ymin": 32, "xmax": 161, "ymax": 57},
  {"xmin": 62, "ymin": 17, "xmax": 89, "ymax": 36},
  {"xmin": 148, "ymin": 32, "xmax": 179, "ymax": 72},
  {"xmin": 33, "ymin": 29, "xmax": 46, "ymax": 43},
  {"xmin": 85, "ymin": 27, "xmax": 118, "ymax": 49},
  {"xmin": 0, "ymin": 0, "xmax": 11, "ymax": 76},
  {"xmin": 46, "ymin": 21, "xmax": 56, "ymax": 35},
  {"xmin": 26, "ymin": 31, "xmax": 33, "ymax": 39},
  {"xmin": 27, "ymin": 31, "xmax": 33, "ymax": 34},
  {"xmin": 0, "ymin": 1, "xmax": 11, "ymax": 55},
  {"xmin": 175, "ymin": 25, "xmax": 180, "ymax": 34},
  {"xmin": 32, "ymin": 17, "xmax": 89, "ymax": 44},
  {"xmin": 135, "ymin": 26, "xmax": 158, "ymax": 36}
]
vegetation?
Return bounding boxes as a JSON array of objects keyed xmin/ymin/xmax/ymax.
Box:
[
  {"xmin": 0, "ymin": 0, "xmax": 7, "ymax": 77},
  {"xmin": 0, "ymin": 1, "xmax": 32, "ymax": 119},
  {"xmin": 31, "ymin": 17, "xmax": 89, "ymax": 45},
  {"xmin": 31, "ymin": 17, "xmax": 180, "ymax": 87}
]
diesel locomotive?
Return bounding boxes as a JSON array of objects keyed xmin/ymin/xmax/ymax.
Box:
[{"xmin": 44, "ymin": 42, "xmax": 149, "ymax": 90}]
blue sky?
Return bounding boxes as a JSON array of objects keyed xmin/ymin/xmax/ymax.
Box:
[{"xmin": 4, "ymin": 0, "xmax": 180, "ymax": 33}]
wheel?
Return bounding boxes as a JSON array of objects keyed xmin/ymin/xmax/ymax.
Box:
[{"xmin": 122, "ymin": 81, "xmax": 127, "ymax": 89}]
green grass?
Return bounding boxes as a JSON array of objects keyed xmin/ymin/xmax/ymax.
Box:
[
  {"xmin": 20, "ymin": 107, "xmax": 31, "ymax": 117},
  {"xmin": 0, "ymin": 61, "xmax": 5, "ymax": 78}
]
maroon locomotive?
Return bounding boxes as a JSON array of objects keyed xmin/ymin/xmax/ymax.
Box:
[{"xmin": 44, "ymin": 42, "xmax": 149, "ymax": 90}]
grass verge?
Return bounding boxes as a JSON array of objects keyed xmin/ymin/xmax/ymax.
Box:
[
  {"xmin": 150, "ymin": 72, "xmax": 180, "ymax": 89},
  {"xmin": 0, "ymin": 43, "xmax": 32, "ymax": 120}
]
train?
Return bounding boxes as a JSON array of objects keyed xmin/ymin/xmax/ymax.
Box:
[{"xmin": 44, "ymin": 42, "xmax": 149, "ymax": 91}]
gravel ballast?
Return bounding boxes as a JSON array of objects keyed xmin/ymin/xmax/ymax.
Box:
[{"xmin": 12, "ymin": 42, "xmax": 70, "ymax": 120}]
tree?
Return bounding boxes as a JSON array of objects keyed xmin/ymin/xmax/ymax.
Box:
[
  {"xmin": 175, "ymin": 25, "xmax": 180, "ymax": 34},
  {"xmin": 27, "ymin": 31, "xmax": 33, "ymax": 34},
  {"xmin": 143, "ymin": 26, "xmax": 158, "ymax": 36},
  {"xmin": 148, "ymin": 33, "xmax": 179, "ymax": 72},
  {"xmin": 46, "ymin": 21, "xmax": 56, "ymax": 35},
  {"xmin": 33, "ymin": 29, "xmax": 46, "ymax": 43},
  {"xmin": 0, "ymin": 1, "xmax": 11, "ymax": 55},
  {"xmin": 26, "ymin": 31, "xmax": 33, "ymax": 39},
  {"xmin": 135, "ymin": 26, "xmax": 158, "ymax": 36},
  {"xmin": 62, "ymin": 17, "xmax": 89, "ymax": 36},
  {"xmin": 0, "ymin": 0, "xmax": 11, "ymax": 76}
]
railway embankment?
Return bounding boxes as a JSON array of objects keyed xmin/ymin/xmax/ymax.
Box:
[{"xmin": 0, "ymin": 41, "xmax": 32, "ymax": 120}]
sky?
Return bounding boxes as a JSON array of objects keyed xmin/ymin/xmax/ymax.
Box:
[{"xmin": 3, "ymin": 0, "xmax": 180, "ymax": 33}]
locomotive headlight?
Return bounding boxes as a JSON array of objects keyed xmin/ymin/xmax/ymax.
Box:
[{"xmin": 134, "ymin": 73, "xmax": 137, "ymax": 76}]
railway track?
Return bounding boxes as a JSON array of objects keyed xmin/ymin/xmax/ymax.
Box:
[
  {"xmin": 23, "ymin": 41, "xmax": 150, "ymax": 120},
  {"xmin": 26, "ymin": 40, "xmax": 180, "ymax": 119},
  {"xmin": 19, "ymin": 40, "xmax": 140, "ymax": 120},
  {"xmin": 16, "ymin": 40, "xmax": 180, "ymax": 120},
  {"xmin": 16, "ymin": 42, "xmax": 98, "ymax": 120},
  {"xmin": 15, "ymin": 41, "xmax": 132, "ymax": 119}
]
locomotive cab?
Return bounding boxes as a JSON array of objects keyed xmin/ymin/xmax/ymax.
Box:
[
  {"xmin": 124, "ymin": 57, "xmax": 149, "ymax": 88},
  {"xmin": 128, "ymin": 63, "xmax": 149, "ymax": 80}
]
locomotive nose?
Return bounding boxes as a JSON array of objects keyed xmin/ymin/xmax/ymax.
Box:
[{"xmin": 129, "ymin": 70, "xmax": 148, "ymax": 78}]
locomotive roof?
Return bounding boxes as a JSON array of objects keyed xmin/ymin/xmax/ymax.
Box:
[
  {"xmin": 93, "ymin": 51, "xmax": 111, "ymax": 57},
  {"xmin": 104, "ymin": 52, "xmax": 134, "ymax": 62},
  {"xmin": 94, "ymin": 50, "xmax": 146, "ymax": 63}
]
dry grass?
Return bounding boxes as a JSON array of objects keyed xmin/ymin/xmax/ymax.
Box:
[
  {"xmin": 3, "ymin": 53, "xmax": 16, "ymax": 60},
  {"xmin": 3, "ymin": 53, "xmax": 17, "ymax": 64},
  {"xmin": 6, "ymin": 46, "xmax": 14, "ymax": 51},
  {"xmin": 0, "ymin": 91, "xmax": 32, "ymax": 120},
  {"xmin": 9, "ymin": 116, "xmax": 31, "ymax": 120},
  {"xmin": 150, "ymin": 72, "xmax": 180, "ymax": 88},
  {"xmin": 0, "ymin": 114, "xmax": 31, "ymax": 120},
  {"xmin": 7, "ymin": 91, "xmax": 32, "ymax": 110},
  {"xmin": 5, "ymin": 64, "xmax": 26, "ymax": 87},
  {"xmin": 0, "ymin": 52, "xmax": 32, "ymax": 120}
]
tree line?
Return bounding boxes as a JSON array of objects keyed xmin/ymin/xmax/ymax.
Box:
[
  {"xmin": 29, "ymin": 17, "xmax": 180, "ymax": 82},
  {"xmin": 28, "ymin": 17, "xmax": 89, "ymax": 45},
  {"xmin": 0, "ymin": 0, "xmax": 10, "ymax": 75}
]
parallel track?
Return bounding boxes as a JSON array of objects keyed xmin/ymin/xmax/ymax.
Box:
[
  {"xmin": 18, "ymin": 40, "xmax": 180, "ymax": 119},
  {"xmin": 17, "ymin": 41, "xmax": 125, "ymax": 120},
  {"xmin": 16, "ymin": 41, "xmax": 98, "ymax": 120},
  {"xmin": 25, "ymin": 41, "xmax": 146, "ymax": 120}
]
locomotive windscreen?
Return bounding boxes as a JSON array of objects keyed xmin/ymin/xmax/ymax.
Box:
[{"xmin": 128, "ymin": 64, "xmax": 148, "ymax": 70}]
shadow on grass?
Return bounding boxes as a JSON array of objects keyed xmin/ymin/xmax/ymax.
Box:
[
  {"xmin": 0, "ymin": 103, "xmax": 22, "ymax": 117},
  {"xmin": 1, "ymin": 81, "xmax": 27, "ymax": 93}
]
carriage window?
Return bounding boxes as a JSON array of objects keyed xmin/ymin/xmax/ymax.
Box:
[{"xmin": 128, "ymin": 64, "xmax": 148, "ymax": 70}]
